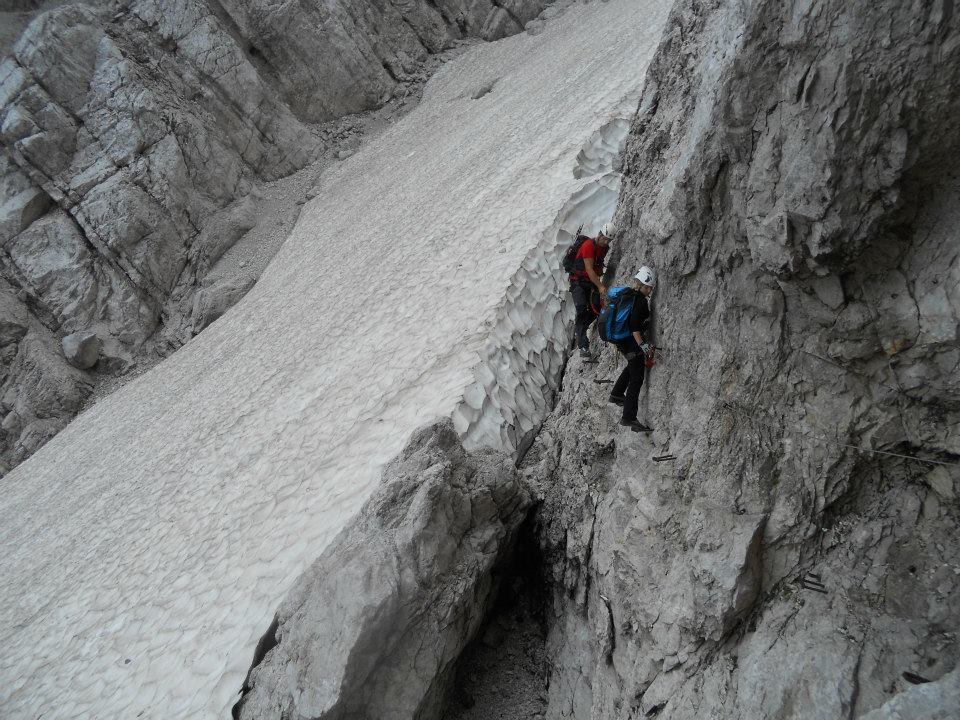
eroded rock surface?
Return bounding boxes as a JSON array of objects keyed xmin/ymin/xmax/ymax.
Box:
[
  {"xmin": 0, "ymin": 0, "xmax": 552, "ymax": 473},
  {"xmin": 524, "ymin": 0, "xmax": 960, "ymax": 718},
  {"xmin": 860, "ymin": 668, "xmax": 960, "ymax": 720},
  {"xmin": 234, "ymin": 421, "xmax": 531, "ymax": 720},
  {"xmin": 0, "ymin": 278, "xmax": 90, "ymax": 471}
]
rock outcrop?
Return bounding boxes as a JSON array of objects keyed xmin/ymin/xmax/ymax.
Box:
[
  {"xmin": 0, "ymin": 278, "xmax": 91, "ymax": 472},
  {"xmin": 860, "ymin": 667, "xmax": 960, "ymax": 720},
  {"xmin": 0, "ymin": 0, "xmax": 551, "ymax": 473},
  {"xmin": 61, "ymin": 329, "xmax": 101, "ymax": 370},
  {"xmin": 234, "ymin": 421, "xmax": 532, "ymax": 720},
  {"xmin": 524, "ymin": 0, "xmax": 960, "ymax": 717}
]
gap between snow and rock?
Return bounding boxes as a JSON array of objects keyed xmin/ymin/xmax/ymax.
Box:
[
  {"xmin": 454, "ymin": 96, "xmax": 639, "ymax": 455},
  {"xmin": 443, "ymin": 512, "xmax": 552, "ymax": 720}
]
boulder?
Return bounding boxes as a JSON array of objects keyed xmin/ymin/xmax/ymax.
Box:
[
  {"xmin": 860, "ymin": 668, "xmax": 960, "ymax": 720},
  {"xmin": 0, "ymin": 327, "xmax": 92, "ymax": 469},
  {"xmin": 0, "ymin": 153, "xmax": 51, "ymax": 243},
  {"xmin": 2, "ymin": 331, "xmax": 91, "ymax": 420},
  {"xmin": 235, "ymin": 421, "xmax": 532, "ymax": 720},
  {"xmin": 189, "ymin": 276, "xmax": 256, "ymax": 333},
  {"xmin": 61, "ymin": 329, "xmax": 100, "ymax": 370}
]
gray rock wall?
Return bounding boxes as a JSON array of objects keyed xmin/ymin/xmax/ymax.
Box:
[
  {"xmin": 0, "ymin": 277, "xmax": 91, "ymax": 473},
  {"xmin": 211, "ymin": 0, "xmax": 549, "ymax": 123},
  {"xmin": 525, "ymin": 0, "xmax": 960, "ymax": 717},
  {"xmin": 0, "ymin": 0, "xmax": 551, "ymax": 473}
]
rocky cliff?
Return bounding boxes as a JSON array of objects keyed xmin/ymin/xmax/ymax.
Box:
[
  {"xmin": 2, "ymin": 0, "xmax": 958, "ymax": 717},
  {"xmin": 213, "ymin": 2, "xmax": 960, "ymax": 715},
  {"xmin": 0, "ymin": 3, "xmax": 675, "ymax": 716},
  {"xmin": 0, "ymin": 0, "xmax": 551, "ymax": 474},
  {"xmin": 524, "ymin": 0, "xmax": 960, "ymax": 717},
  {"xmin": 234, "ymin": 421, "xmax": 531, "ymax": 720}
]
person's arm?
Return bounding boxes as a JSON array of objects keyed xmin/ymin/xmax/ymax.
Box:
[
  {"xmin": 583, "ymin": 258, "xmax": 606, "ymax": 295},
  {"xmin": 631, "ymin": 297, "xmax": 650, "ymax": 349}
]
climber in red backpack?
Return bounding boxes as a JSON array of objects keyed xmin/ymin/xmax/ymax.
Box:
[{"xmin": 566, "ymin": 222, "xmax": 617, "ymax": 359}]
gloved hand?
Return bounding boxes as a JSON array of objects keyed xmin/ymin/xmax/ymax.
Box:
[{"xmin": 639, "ymin": 341, "xmax": 653, "ymax": 355}]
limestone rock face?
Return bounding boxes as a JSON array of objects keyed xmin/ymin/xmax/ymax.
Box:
[
  {"xmin": 235, "ymin": 421, "xmax": 531, "ymax": 720},
  {"xmin": 524, "ymin": 0, "xmax": 960, "ymax": 718},
  {"xmin": 0, "ymin": 282, "xmax": 92, "ymax": 467},
  {"xmin": 0, "ymin": 0, "xmax": 550, "ymax": 473},
  {"xmin": 213, "ymin": 0, "xmax": 550, "ymax": 123},
  {"xmin": 859, "ymin": 668, "xmax": 960, "ymax": 720}
]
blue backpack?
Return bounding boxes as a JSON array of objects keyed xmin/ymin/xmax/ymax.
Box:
[{"xmin": 598, "ymin": 287, "xmax": 636, "ymax": 342}]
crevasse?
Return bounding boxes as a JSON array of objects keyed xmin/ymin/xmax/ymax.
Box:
[{"xmin": 455, "ymin": 112, "xmax": 636, "ymax": 453}]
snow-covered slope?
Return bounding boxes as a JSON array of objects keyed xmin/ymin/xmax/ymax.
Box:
[{"xmin": 0, "ymin": 1, "xmax": 670, "ymax": 717}]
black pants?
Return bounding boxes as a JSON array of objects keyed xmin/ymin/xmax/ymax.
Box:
[
  {"xmin": 571, "ymin": 281, "xmax": 598, "ymax": 350},
  {"xmin": 612, "ymin": 348, "xmax": 645, "ymax": 422}
]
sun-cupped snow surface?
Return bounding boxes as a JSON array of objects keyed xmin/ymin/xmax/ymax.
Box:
[{"xmin": 0, "ymin": 1, "xmax": 670, "ymax": 717}]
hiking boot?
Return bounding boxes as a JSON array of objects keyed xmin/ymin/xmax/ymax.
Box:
[
  {"xmin": 620, "ymin": 419, "xmax": 652, "ymax": 432},
  {"xmin": 608, "ymin": 394, "xmax": 626, "ymax": 406},
  {"xmin": 579, "ymin": 348, "xmax": 593, "ymax": 360}
]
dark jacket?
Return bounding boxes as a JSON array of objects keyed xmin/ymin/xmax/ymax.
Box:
[{"xmin": 615, "ymin": 292, "xmax": 650, "ymax": 354}]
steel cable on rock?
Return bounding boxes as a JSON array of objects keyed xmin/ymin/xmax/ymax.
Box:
[{"xmin": 645, "ymin": 346, "xmax": 960, "ymax": 469}]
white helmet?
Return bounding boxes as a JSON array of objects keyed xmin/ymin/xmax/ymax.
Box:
[
  {"xmin": 600, "ymin": 222, "xmax": 618, "ymax": 239},
  {"xmin": 634, "ymin": 266, "xmax": 655, "ymax": 287}
]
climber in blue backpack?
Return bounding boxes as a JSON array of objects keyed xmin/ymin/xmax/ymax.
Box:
[{"xmin": 599, "ymin": 266, "xmax": 655, "ymax": 432}]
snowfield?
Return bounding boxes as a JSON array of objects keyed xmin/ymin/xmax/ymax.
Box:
[{"xmin": 0, "ymin": 1, "xmax": 670, "ymax": 717}]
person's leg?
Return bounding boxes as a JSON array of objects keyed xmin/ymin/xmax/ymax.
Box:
[
  {"xmin": 611, "ymin": 354, "xmax": 630, "ymax": 400},
  {"xmin": 571, "ymin": 282, "xmax": 591, "ymax": 350},
  {"xmin": 584, "ymin": 287, "xmax": 603, "ymax": 343},
  {"xmin": 621, "ymin": 354, "xmax": 646, "ymax": 422}
]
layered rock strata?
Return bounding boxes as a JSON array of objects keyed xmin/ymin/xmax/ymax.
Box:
[
  {"xmin": 0, "ymin": 0, "xmax": 551, "ymax": 473},
  {"xmin": 0, "ymin": 277, "xmax": 91, "ymax": 471},
  {"xmin": 234, "ymin": 421, "xmax": 532, "ymax": 720},
  {"xmin": 524, "ymin": 0, "xmax": 960, "ymax": 718}
]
